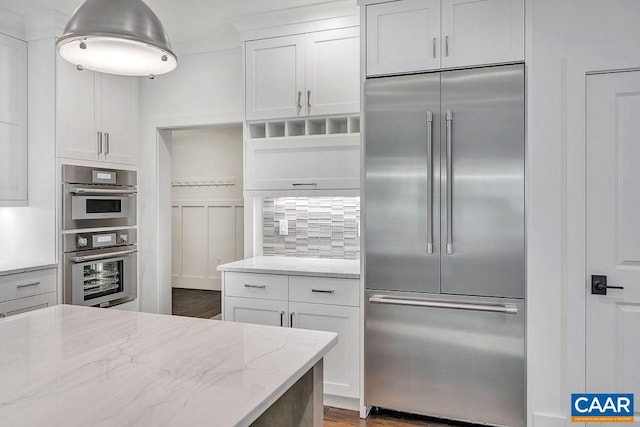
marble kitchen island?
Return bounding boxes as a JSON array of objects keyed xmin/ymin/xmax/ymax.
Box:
[{"xmin": 0, "ymin": 305, "xmax": 337, "ymax": 426}]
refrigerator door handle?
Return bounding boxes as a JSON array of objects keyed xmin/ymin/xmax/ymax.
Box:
[
  {"xmin": 426, "ymin": 111, "xmax": 434, "ymax": 254},
  {"xmin": 445, "ymin": 109, "xmax": 454, "ymax": 254},
  {"xmin": 369, "ymin": 294, "xmax": 518, "ymax": 315}
]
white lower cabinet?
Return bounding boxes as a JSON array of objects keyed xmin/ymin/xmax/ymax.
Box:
[
  {"xmin": 224, "ymin": 296, "xmax": 289, "ymax": 327},
  {"xmin": 222, "ymin": 272, "xmax": 360, "ymax": 407},
  {"xmin": 0, "ymin": 267, "xmax": 57, "ymax": 318},
  {"xmin": 289, "ymin": 301, "xmax": 359, "ymax": 399}
]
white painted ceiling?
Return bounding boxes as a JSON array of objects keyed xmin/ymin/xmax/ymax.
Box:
[{"xmin": 0, "ymin": 0, "xmax": 347, "ymax": 44}]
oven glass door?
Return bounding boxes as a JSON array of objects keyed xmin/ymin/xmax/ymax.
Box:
[
  {"xmin": 71, "ymin": 253, "xmax": 135, "ymax": 306},
  {"xmin": 71, "ymin": 195, "xmax": 131, "ymax": 220}
]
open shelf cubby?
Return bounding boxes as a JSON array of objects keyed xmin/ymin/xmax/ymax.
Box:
[{"xmin": 247, "ymin": 114, "xmax": 360, "ymax": 139}]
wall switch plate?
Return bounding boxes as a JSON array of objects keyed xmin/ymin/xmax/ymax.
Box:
[{"xmin": 279, "ymin": 219, "xmax": 289, "ymax": 236}]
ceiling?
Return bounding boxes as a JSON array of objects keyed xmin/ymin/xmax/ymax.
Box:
[{"xmin": 0, "ymin": 0, "xmax": 349, "ymax": 45}]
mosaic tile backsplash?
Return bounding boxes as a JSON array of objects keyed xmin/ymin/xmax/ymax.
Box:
[{"xmin": 263, "ymin": 197, "xmax": 360, "ymax": 260}]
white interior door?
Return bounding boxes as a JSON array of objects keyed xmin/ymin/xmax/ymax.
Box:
[{"xmin": 586, "ymin": 70, "xmax": 640, "ymax": 421}]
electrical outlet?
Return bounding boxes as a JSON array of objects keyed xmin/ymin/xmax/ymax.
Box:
[{"xmin": 279, "ymin": 219, "xmax": 289, "ymax": 236}]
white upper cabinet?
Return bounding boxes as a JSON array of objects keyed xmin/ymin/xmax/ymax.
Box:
[
  {"xmin": 0, "ymin": 33, "xmax": 27, "ymax": 205},
  {"xmin": 245, "ymin": 28, "xmax": 360, "ymax": 121},
  {"xmin": 440, "ymin": 0, "xmax": 524, "ymax": 69},
  {"xmin": 57, "ymin": 57, "xmax": 139, "ymax": 165},
  {"xmin": 305, "ymin": 27, "xmax": 360, "ymax": 116},
  {"xmin": 367, "ymin": 0, "xmax": 441, "ymax": 76},
  {"xmin": 366, "ymin": 0, "xmax": 524, "ymax": 76},
  {"xmin": 245, "ymin": 35, "xmax": 306, "ymax": 121}
]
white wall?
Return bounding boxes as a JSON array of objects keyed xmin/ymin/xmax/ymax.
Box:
[
  {"xmin": 527, "ymin": 1, "xmax": 640, "ymax": 424},
  {"xmin": 171, "ymin": 126, "xmax": 244, "ymax": 291},
  {"xmin": 138, "ymin": 47, "xmax": 243, "ymax": 314},
  {"xmin": 0, "ymin": 36, "xmax": 56, "ymax": 271}
]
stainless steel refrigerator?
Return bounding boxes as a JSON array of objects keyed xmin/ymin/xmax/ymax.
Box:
[{"xmin": 364, "ymin": 64, "xmax": 525, "ymax": 426}]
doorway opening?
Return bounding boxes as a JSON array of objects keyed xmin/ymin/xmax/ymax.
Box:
[{"xmin": 168, "ymin": 124, "xmax": 244, "ymax": 319}]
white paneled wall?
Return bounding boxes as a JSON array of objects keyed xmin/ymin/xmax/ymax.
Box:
[
  {"xmin": 172, "ymin": 202, "xmax": 243, "ymax": 290},
  {"xmin": 171, "ymin": 126, "xmax": 243, "ymax": 291}
]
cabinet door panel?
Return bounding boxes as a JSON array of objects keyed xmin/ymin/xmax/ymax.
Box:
[
  {"xmin": 56, "ymin": 57, "xmax": 99, "ymax": 161},
  {"xmin": 305, "ymin": 27, "xmax": 360, "ymax": 116},
  {"xmin": 367, "ymin": 0, "xmax": 441, "ymax": 76},
  {"xmin": 100, "ymin": 74, "xmax": 138, "ymax": 165},
  {"xmin": 441, "ymin": 0, "xmax": 524, "ymax": 68},
  {"xmin": 0, "ymin": 34, "xmax": 27, "ymax": 202},
  {"xmin": 0, "ymin": 292, "xmax": 57, "ymax": 318},
  {"xmin": 246, "ymin": 136, "xmax": 360, "ymax": 191},
  {"xmin": 246, "ymin": 35, "xmax": 305, "ymax": 120},
  {"xmin": 224, "ymin": 296, "xmax": 288, "ymax": 327},
  {"xmin": 290, "ymin": 302, "xmax": 359, "ymax": 398}
]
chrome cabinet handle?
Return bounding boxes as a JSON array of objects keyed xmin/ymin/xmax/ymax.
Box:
[
  {"xmin": 426, "ymin": 111, "xmax": 434, "ymax": 254},
  {"xmin": 290, "ymin": 312, "xmax": 295, "ymax": 327},
  {"xmin": 105, "ymin": 133, "xmax": 110, "ymax": 155},
  {"xmin": 445, "ymin": 109, "xmax": 453, "ymax": 255},
  {"xmin": 445, "ymin": 35, "xmax": 449, "ymax": 56},
  {"xmin": 17, "ymin": 281, "xmax": 40, "ymax": 289},
  {"xmin": 297, "ymin": 91, "xmax": 302, "ymax": 109},
  {"xmin": 243, "ymin": 284, "xmax": 266, "ymax": 289},
  {"xmin": 307, "ymin": 90, "xmax": 311, "ymax": 108},
  {"xmin": 292, "ymin": 183, "xmax": 317, "ymax": 187},
  {"xmin": 311, "ymin": 289, "xmax": 335, "ymax": 294},
  {"xmin": 432, "ymin": 37, "xmax": 437, "ymax": 58},
  {"xmin": 0, "ymin": 313, "xmax": 6, "ymax": 318},
  {"xmin": 280, "ymin": 311, "xmax": 285, "ymax": 327},
  {"xmin": 369, "ymin": 295, "xmax": 518, "ymax": 315},
  {"xmin": 97, "ymin": 131, "xmax": 103, "ymax": 154},
  {"xmin": 71, "ymin": 188, "xmax": 137, "ymax": 195},
  {"xmin": 71, "ymin": 249, "xmax": 136, "ymax": 263}
]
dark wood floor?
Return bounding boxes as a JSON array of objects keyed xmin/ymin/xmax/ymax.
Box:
[
  {"xmin": 171, "ymin": 288, "xmax": 221, "ymax": 319},
  {"xmin": 324, "ymin": 408, "xmax": 462, "ymax": 426}
]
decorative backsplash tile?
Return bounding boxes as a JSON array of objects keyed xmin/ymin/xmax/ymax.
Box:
[{"xmin": 263, "ymin": 197, "xmax": 360, "ymax": 260}]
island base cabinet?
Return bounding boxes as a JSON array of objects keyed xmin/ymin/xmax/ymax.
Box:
[
  {"xmin": 289, "ymin": 302, "xmax": 359, "ymax": 400},
  {"xmin": 224, "ymin": 296, "xmax": 289, "ymax": 327}
]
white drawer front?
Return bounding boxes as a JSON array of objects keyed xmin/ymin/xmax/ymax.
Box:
[
  {"xmin": 0, "ymin": 292, "xmax": 57, "ymax": 318},
  {"xmin": 289, "ymin": 276, "xmax": 359, "ymax": 307},
  {"xmin": 224, "ymin": 272, "xmax": 288, "ymax": 300},
  {"xmin": 0, "ymin": 268, "xmax": 57, "ymax": 304}
]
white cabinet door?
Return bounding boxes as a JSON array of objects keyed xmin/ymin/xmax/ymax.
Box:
[
  {"xmin": 366, "ymin": 0, "xmax": 441, "ymax": 76},
  {"xmin": 290, "ymin": 302, "xmax": 359, "ymax": 398},
  {"xmin": 245, "ymin": 135, "xmax": 360, "ymax": 192},
  {"xmin": 0, "ymin": 34, "xmax": 27, "ymax": 203},
  {"xmin": 0, "ymin": 292, "xmax": 57, "ymax": 318},
  {"xmin": 224, "ymin": 296, "xmax": 289, "ymax": 327},
  {"xmin": 305, "ymin": 27, "xmax": 360, "ymax": 116},
  {"xmin": 246, "ymin": 35, "xmax": 306, "ymax": 121},
  {"xmin": 56, "ymin": 58, "xmax": 100, "ymax": 161},
  {"xmin": 100, "ymin": 73, "xmax": 139, "ymax": 165},
  {"xmin": 441, "ymin": 0, "xmax": 524, "ymax": 68}
]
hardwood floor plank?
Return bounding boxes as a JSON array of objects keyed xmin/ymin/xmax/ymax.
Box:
[
  {"xmin": 172, "ymin": 288, "xmax": 221, "ymax": 318},
  {"xmin": 324, "ymin": 407, "xmax": 462, "ymax": 427}
]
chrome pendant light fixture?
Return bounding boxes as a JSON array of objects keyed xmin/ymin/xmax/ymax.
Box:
[{"xmin": 57, "ymin": 0, "xmax": 177, "ymax": 77}]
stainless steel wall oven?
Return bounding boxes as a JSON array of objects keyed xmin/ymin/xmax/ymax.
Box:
[
  {"xmin": 63, "ymin": 229, "xmax": 137, "ymax": 307},
  {"xmin": 63, "ymin": 165, "xmax": 136, "ymax": 230}
]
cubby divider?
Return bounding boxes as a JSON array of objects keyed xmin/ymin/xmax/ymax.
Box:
[{"xmin": 247, "ymin": 115, "xmax": 360, "ymax": 139}]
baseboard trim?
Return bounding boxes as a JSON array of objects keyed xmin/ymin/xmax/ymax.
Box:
[
  {"xmin": 532, "ymin": 412, "xmax": 567, "ymax": 427},
  {"xmin": 324, "ymin": 394, "xmax": 359, "ymax": 411}
]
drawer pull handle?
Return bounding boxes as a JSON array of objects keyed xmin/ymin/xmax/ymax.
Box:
[
  {"xmin": 17, "ymin": 281, "xmax": 40, "ymax": 289},
  {"xmin": 311, "ymin": 289, "xmax": 335, "ymax": 294},
  {"xmin": 244, "ymin": 284, "xmax": 266, "ymax": 289}
]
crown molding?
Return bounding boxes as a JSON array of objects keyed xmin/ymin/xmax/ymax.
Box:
[
  {"xmin": 172, "ymin": 37, "xmax": 241, "ymax": 56},
  {"xmin": 24, "ymin": 10, "xmax": 67, "ymax": 41},
  {"xmin": 0, "ymin": 6, "xmax": 26, "ymax": 40},
  {"xmin": 230, "ymin": 0, "xmax": 359, "ymax": 41}
]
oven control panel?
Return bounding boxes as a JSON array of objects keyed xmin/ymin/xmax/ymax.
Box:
[{"xmin": 64, "ymin": 229, "xmax": 137, "ymax": 252}]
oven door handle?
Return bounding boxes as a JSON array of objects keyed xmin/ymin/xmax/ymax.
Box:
[
  {"xmin": 70, "ymin": 188, "xmax": 137, "ymax": 195},
  {"xmin": 70, "ymin": 249, "xmax": 137, "ymax": 263}
]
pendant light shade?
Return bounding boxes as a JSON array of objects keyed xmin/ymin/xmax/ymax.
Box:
[{"xmin": 57, "ymin": 0, "xmax": 177, "ymax": 76}]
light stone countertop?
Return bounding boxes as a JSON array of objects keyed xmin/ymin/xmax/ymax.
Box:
[
  {"xmin": 217, "ymin": 256, "xmax": 360, "ymax": 279},
  {"xmin": 0, "ymin": 305, "xmax": 337, "ymax": 427},
  {"xmin": 0, "ymin": 263, "xmax": 57, "ymax": 277}
]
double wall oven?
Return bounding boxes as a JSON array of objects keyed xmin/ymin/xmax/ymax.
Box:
[{"xmin": 62, "ymin": 165, "xmax": 137, "ymax": 308}]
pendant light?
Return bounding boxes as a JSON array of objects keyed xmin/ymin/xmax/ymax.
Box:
[{"xmin": 57, "ymin": 0, "xmax": 177, "ymax": 77}]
